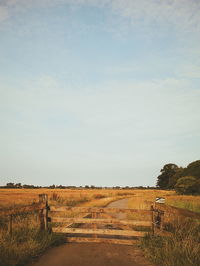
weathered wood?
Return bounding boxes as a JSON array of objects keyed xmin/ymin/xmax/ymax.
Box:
[
  {"xmin": 66, "ymin": 237, "xmax": 138, "ymax": 245},
  {"xmin": 50, "ymin": 217, "xmax": 152, "ymax": 226},
  {"xmin": 160, "ymin": 212, "xmax": 164, "ymax": 232},
  {"xmin": 50, "ymin": 206, "xmax": 151, "ymax": 215},
  {"xmin": 43, "ymin": 208, "xmax": 48, "ymax": 230},
  {"xmin": 38, "ymin": 194, "xmax": 49, "ymax": 231},
  {"xmin": 0, "ymin": 203, "xmax": 46, "ymax": 216},
  {"xmin": 52, "ymin": 227, "xmax": 146, "ymax": 237},
  {"xmin": 39, "ymin": 194, "xmax": 46, "ymax": 203},
  {"xmin": 39, "ymin": 209, "xmax": 45, "ymax": 230},
  {"xmin": 43, "ymin": 195, "xmax": 49, "ymax": 230},
  {"xmin": 151, "ymin": 205, "xmax": 154, "ymax": 235}
]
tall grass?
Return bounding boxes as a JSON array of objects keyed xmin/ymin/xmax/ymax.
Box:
[
  {"xmin": 50, "ymin": 192, "xmax": 89, "ymax": 206},
  {"xmin": 127, "ymin": 191, "xmax": 200, "ymax": 265},
  {"xmin": 167, "ymin": 199, "xmax": 200, "ymax": 213},
  {"xmin": 141, "ymin": 219, "xmax": 200, "ymax": 266},
  {"xmin": 0, "ymin": 212, "xmax": 65, "ymax": 266}
]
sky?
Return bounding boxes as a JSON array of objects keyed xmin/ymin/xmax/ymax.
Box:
[{"xmin": 0, "ymin": 0, "xmax": 200, "ymax": 187}]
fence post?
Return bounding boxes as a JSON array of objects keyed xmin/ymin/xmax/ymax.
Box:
[
  {"xmin": 151, "ymin": 205, "xmax": 154, "ymax": 235},
  {"xmin": 44, "ymin": 194, "xmax": 49, "ymax": 230},
  {"xmin": 38, "ymin": 194, "xmax": 48, "ymax": 231},
  {"xmin": 160, "ymin": 211, "xmax": 164, "ymax": 232}
]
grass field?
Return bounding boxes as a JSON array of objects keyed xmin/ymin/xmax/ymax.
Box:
[
  {"xmin": 0, "ymin": 188, "xmax": 200, "ymax": 266},
  {"xmin": 0, "ymin": 188, "xmax": 136, "ymax": 209},
  {"xmin": 0, "ymin": 188, "xmax": 135, "ymax": 266}
]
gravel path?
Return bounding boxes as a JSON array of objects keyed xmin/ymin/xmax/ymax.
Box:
[{"xmin": 107, "ymin": 198, "xmax": 128, "ymax": 219}]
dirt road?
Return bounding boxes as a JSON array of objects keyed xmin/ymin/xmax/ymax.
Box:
[
  {"xmin": 31, "ymin": 199, "xmax": 151, "ymax": 266},
  {"xmin": 107, "ymin": 198, "xmax": 128, "ymax": 219}
]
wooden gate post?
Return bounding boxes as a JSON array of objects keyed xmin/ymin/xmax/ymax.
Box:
[
  {"xmin": 160, "ymin": 211, "xmax": 164, "ymax": 232},
  {"xmin": 38, "ymin": 194, "xmax": 49, "ymax": 231},
  {"xmin": 151, "ymin": 205, "xmax": 154, "ymax": 235},
  {"xmin": 44, "ymin": 194, "xmax": 49, "ymax": 230}
]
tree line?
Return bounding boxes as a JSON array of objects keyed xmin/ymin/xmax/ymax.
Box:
[
  {"xmin": 157, "ymin": 160, "xmax": 200, "ymax": 195},
  {"xmin": 0, "ymin": 183, "xmax": 157, "ymax": 190}
]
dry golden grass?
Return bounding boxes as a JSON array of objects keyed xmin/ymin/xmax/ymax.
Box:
[
  {"xmin": 1, "ymin": 188, "xmax": 199, "ymax": 213},
  {"xmin": 0, "ymin": 188, "xmax": 135, "ymax": 209},
  {"xmin": 128, "ymin": 189, "xmax": 200, "ymax": 212}
]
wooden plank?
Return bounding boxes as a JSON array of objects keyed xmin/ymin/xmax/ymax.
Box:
[
  {"xmin": 66, "ymin": 237, "xmax": 138, "ymax": 245},
  {"xmin": 50, "ymin": 206, "xmax": 151, "ymax": 215},
  {"xmin": 52, "ymin": 227, "xmax": 146, "ymax": 237},
  {"xmin": 0, "ymin": 203, "xmax": 46, "ymax": 216},
  {"xmin": 151, "ymin": 206, "xmax": 154, "ymax": 235},
  {"xmin": 51, "ymin": 217, "xmax": 152, "ymax": 227}
]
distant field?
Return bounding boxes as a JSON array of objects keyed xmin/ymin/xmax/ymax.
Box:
[
  {"xmin": 127, "ymin": 189, "xmax": 200, "ymax": 213},
  {"xmin": 1, "ymin": 188, "xmax": 200, "ymax": 212},
  {"xmin": 0, "ymin": 188, "xmax": 136, "ymax": 209}
]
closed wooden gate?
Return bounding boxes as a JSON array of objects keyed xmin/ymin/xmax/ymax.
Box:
[
  {"xmin": 0, "ymin": 194, "xmax": 165, "ymax": 245},
  {"xmin": 48, "ymin": 205, "xmax": 164, "ymax": 245}
]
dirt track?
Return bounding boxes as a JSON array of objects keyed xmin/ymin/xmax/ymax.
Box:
[{"xmin": 31, "ymin": 199, "xmax": 151, "ymax": 266}]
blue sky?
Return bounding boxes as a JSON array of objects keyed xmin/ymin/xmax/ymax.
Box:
[{"xmin": 0, "ymin": 0, "xmax": 200, "ymax": 186}]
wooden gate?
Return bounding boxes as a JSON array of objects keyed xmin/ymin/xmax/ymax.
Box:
[
  {"xmin": 48, "ymin": 204, "xmax": 164, "ymax": 245},
  {"xmin": 0, "ymin": 194, "xmax": 164, "ymax": 244},
  {"xmin": 3, "ymin": 194, "xmax": 200, "ymax": 245}
]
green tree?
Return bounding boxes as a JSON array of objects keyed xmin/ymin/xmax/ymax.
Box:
[
  {"xmin": 181, "ymin": 160, "xmax": 200, "ymax": 179},
  {"xmin": 168, "ymin": 167, "xmax": 184, "ymax": 188},
  {"xmin": 175, "ymin": 176, "xmax": 200, "ymax": 195},
  {"xmin": 6, "ymin": 182, "xmax": 15, "ymax": 188},
  {"xmin": 156, "ymin": 163, "xmax": 179, "ymax": 189}
]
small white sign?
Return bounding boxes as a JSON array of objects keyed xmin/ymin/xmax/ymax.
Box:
[{"xmin": 155, "ymin": 197, "xmax": 165, "ymax": 204}]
